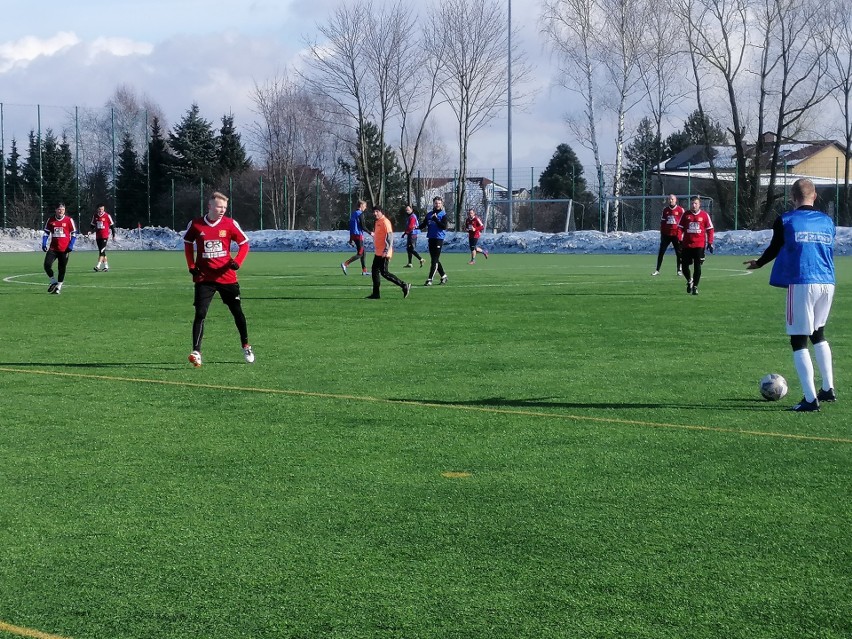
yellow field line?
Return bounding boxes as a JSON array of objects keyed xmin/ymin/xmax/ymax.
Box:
[
  {"xmin": 0, "ymin": 621, "xmax": 71, "ymax": 639},
  {"xmin": 1, "ymin": 366, "xmax": 850, "ymax": 445}
]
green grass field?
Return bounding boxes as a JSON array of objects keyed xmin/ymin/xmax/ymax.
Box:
[{"xmin": 0, "ymin": 250, "xmax": 849, "ymax": 639}]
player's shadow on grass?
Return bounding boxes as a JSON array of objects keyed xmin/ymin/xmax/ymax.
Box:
[{"xmin": 404, "ymin": 396, "xmax": 770, "ymax": 411}]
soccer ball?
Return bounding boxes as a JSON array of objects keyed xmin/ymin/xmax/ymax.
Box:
[{"xmin": 759, "ymin": 373, "xmax": 788, "ymax": 401}]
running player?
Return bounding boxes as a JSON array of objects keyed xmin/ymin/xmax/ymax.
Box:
[
  {"xmin": 341, "ymin": 200, "xmax": 371, "ymax": 276},
  {"xmin": 183, "ymin": 191, "xmax": 254, "ymax": 367},
  {"xmin": 42, "ymin": 203, "xmax": 78, "ymax": 295},
  {"xmin": 653, "ymin": 194, "xmax": 683, "ymax": 276},
  {"xmin": 89, "ymin": 204, "xmax": 116, "ymax": 271},
  {"xmin": 401, "ymin": 204, "xmax": 425, "ymax": 268},
  {"xmin": 678, "ymin": 196, "xmax": 714, "ymax": 295},
  {"xmin": 463, "ymin": 208, "xmax": 489, "ymax": 264}
]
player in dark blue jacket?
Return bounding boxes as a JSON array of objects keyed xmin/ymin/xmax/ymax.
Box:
[{"xmin": 419, "ymin": 196, "xmax": 449, "ymax": 286}]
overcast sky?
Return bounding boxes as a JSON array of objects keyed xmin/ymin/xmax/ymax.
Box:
[{"xmin": 0, "ymin": 0, "xmax": 615, "ymax": 182}]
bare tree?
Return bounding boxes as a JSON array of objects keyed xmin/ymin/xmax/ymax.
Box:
[
  {"xmin": 755, "ymin": 0, "xmax": 834, "ymax": 218},
  {"xmin": 679, "ymin": 0, "xmax": 834, "ymax": 227},
  {"xmin": 301, "ymin": 0, "xmax": 412, "ymax": 208},
  {"xmin": 827, "ymin": 0, "xmax": 852, "ymax": 222},
  {"xmin": 301, "ymin": 1, "xmax": 375, "ymax": 203},
  {"xmin": 541, "ymin": 0, "xmax": 605, "ymax": 192},
  {"xmin": 435, "ymin": 0, "xmax": 527, "ymax": 223},
  {"xmin": 392, "ymin": 28, "xmax": 447, "ymax": 205},
  {"xmin": 249, "ymin": 72, "xmax": 345, "ymax": 229},
  {"xmin": 598, "ymin": 0, "xmax": 651, "ymax": 230},
  {"xmin": 363, "ymin": 1, "xmax": 414, "ymax": 206},
  {"xmin": 636, "ymin": 0, "xmax": 690, "ymax": 192}
]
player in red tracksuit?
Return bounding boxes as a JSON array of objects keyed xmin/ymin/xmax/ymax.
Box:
[
  {"xmin": 463, "ymin": 208, "xmax": 489, "ymax": 264},
  {"xmin": 89, "ymin": 204, "xmax": 116, "ymax": 272},
  {"xmin": 677, "ymin": 196, "xmax": 715, "ymax": 295},
  {"xmin": 42, "ymin": 203, "xmax": 78, "ymax": 295},
  {"xmin": 401, "ymin": 204, "xmax": 424, "ymax": 268},
  {"xmin": 653, "ymin": 194, "xmax": 683, "ymax": 276},
  {"xmin": 183, "ymin": 191, "xmax": 254, "ymax": 367}
]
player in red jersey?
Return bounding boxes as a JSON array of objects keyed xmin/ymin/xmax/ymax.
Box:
[
  {"xmin": 183, "ymin": 191, "xmax": 254, "ymax": 367},
  {"xmin": 89, "ymin": 204, "xmax": 116, "ymax": 272},
  {"xmin": 400, "ymin": 204, "xmax": 424, "ymax": 268},
  {"xmin": 463, "ymin": 208, "xmax": 489, "ymax": 264},
  {"xmin": 677, "ymin": 196, "xmax": 714, "ymax": 295},
  {"xmin": 653, "ymin": 194, "xmax": 683, "ymax": 276},
  {"xmin": 42, "ymin": 203, "xmax": 79, "ymax": 295}
]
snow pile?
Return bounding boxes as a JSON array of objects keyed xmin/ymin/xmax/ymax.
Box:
[{"xmin": 2, "ymin": 226, "xmax": 850, "ymax": 255}]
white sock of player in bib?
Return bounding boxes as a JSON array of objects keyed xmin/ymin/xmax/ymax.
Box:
[
  {"xmin": 812, "ymin": 341, "xmax": 834, "ymax": 391},
  {"xmin": 793, "ymin": 349, "xmax": 818, "ymax": 402}
]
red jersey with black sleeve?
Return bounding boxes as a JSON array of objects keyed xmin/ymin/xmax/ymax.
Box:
[
  {"xmin": 183, "ymin": 215, "xmax": 249, "ymax": 285},
  {"xmin": 43, "ymin": 215, "xmax": 78, "ymax": 252},
  {"xmin": 91, "ymin": 212, "xmax": 116, "ymax": 239},
  {"xmin": 464, "ymin": 214, "xmax": 485, "ymax": 239},
  {"xmin": 678, "ymin": 210, "xmax": 714, "ymax": 249},
  {"xmin": 660, "ymin": 205, "xmax": 684, "ymax": 239}
]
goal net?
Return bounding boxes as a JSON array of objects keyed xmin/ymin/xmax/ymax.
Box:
[{"xmin": 485, "ymin": 198, "xmax": 577, "ymax": 233}]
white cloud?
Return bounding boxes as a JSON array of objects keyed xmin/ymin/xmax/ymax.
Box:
[
  {"xmin": 0, "ymin": 31, "xmax": 81, "ymax": 72},
  {"xmin": 89, "ymin": 37, "xmax": 154, "ymax": 60}
]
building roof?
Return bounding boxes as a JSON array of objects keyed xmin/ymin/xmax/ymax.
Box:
[{"xmin": 658, "ymin": 139, "xmax": 845, "ymax": 172}]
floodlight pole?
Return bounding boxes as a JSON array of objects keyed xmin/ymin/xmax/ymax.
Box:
[{"xmin": 507, "ymin": 0, "xmax": 513, "ymax": 233}]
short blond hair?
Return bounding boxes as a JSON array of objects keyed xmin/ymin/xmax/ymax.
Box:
[
  {"xmin": 791, "ymin": 178, "xmax": 815, "ymax": 203},
  {"xmin": 210, "ymin": 191, "xmax": 229, "ymax": 204}
]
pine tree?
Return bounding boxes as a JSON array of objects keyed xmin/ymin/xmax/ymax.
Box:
[
  {"xmin": 665, "ymin": 110, "xmax": 729, "ymax": 156},
  {"xmin": 539, "ymin": 143, "xmax": 589, "ymax": 200},
  {"xmin": 217, "ymin": 114, "xmax": 251, "ymax": 179},
  {"xmin": 115, "ymin": 132, "xmax": 147, "ymax": 224},
  {"xmin": 624, "ymin": 118, "xmax": 668, "ymax": 195},
  {"xmin": 21, "ymin": 131, "xmax": 41, "ymax": 201},
  {"xmin": 142, "ymin": 117, "xmax": 175, "ymax": 226},
  {"xmin": 169, "ymin": 104, "xmax": 218, "ymax": 186},
  {"xmin": 347, "ymin": 121, "xmax": 405, "ymax": 209},
  {"xmin": 4, "ymin": 138, "xmax": 24, "ymax": 203}
]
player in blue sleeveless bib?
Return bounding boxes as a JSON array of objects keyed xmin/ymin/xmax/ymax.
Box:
[{"xmin": 745, "ymin": 178, "xmax": 836, "ymax": 412}]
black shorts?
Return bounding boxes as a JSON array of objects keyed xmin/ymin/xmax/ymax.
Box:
[
  {"xmin": 468, "ymin": 236, "xmax": 479, "ymax": 251},
  {"xmin": 194, "ymin": 281, "xmax": 242, "ymax": 311},
  {"xmin": 96, "ymin": 237, "xmax": 109, "ymax": 254},
  {"xmin": 681, "ymin": 246, "xmax": 705, "ymax": 266}
]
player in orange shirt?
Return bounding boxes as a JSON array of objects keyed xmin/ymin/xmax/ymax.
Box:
[{"xmin": 367, "ymin": 206, "xmax": 411, "ymax": 300}]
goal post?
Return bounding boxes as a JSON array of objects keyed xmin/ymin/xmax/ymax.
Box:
[{"xmin": 485, "ymin": 198, "xmax": 577, "ymax": 233}]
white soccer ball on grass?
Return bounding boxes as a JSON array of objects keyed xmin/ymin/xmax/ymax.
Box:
[{"xmin": 759, "ymin": 373, "xmax": 788, "ymax": 401}]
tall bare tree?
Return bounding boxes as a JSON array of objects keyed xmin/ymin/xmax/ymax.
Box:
[
  {"xmin": 392, "ymin": 27, "xmax": 447, "ymax": 205},
  {"xmin": 598, "ymin": 0, "xmax": 650, "ymax": 230},
  {"xmin": 435, "ymin": 0, "xmax": 526, "ymax": 223},
  {"xmin": 301, "ymin": 1, "xmax": 375, "ymax": 203},
  {"xmin": 250, "ymin": 72, "xmax": 346, "ymax": 229},
  {"xmin": 827, "ymin": 0, "xmax": 852, "ymax": 221},
  {"xmin": 679, "ymin": 0, "xmax": 834, "ymax": 227},
  {"xmin": 636, "ymin": 0, "xmax": 689, "ymax": 192},
  {"xmin": 302, "ymin": 0, "xmax": 412, "ymax": 207},
  {"xmin": 541, "ymin": 0, "xmax": 605, "ymax": 196},
  {"xmin": 755, "ymin": 0, "xmax": 834, "ymax": 217},
  {"xmin": 363, "ymin": 1, "xmax": 413, "ymax": 207}
]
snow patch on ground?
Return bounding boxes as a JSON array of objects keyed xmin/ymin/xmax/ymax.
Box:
[{"xmin": 2, "ymin": 226, "xmax": 851, "ymax": 255}]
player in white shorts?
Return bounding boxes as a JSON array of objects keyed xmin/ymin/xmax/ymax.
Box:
[
  {"xmin": 745, "ymin": 178, "xmax": 836, "ymax": 412},
  {"xmin": 785, "ymin": 283, "xmax": 834, "ymax": 337}
]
